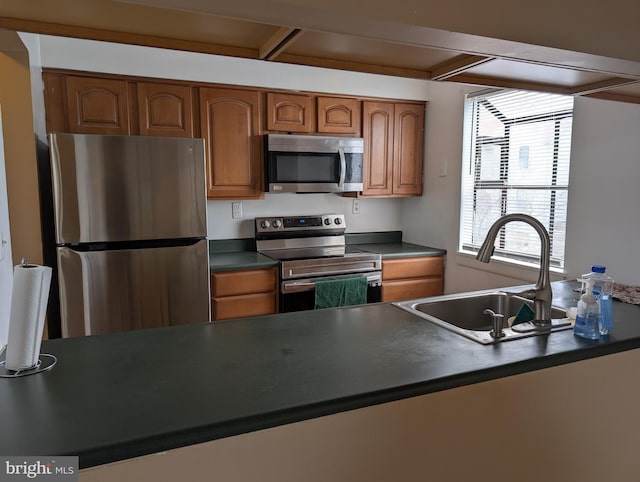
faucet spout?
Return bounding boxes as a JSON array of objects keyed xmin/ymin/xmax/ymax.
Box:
[{"xmin": 475, "ymin": 214, "xmax": 553, "ymax": 327}]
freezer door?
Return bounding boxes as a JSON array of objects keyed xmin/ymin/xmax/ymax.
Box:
[
  {"xmin": 50, "ymin": 133, "xmax": 207, "ymax": 244},
  {"xmin": 57, "ymin": 240, "xmax": 210, "ymax": 337}
]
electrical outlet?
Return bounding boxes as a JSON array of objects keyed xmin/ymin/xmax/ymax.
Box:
[
  {"xmin": 232, "ymin": 202, "xmax": 242, "ymax": 219},
  {"xmin": 352, "ymin": 199, "xmax": 360, "ymax": 214}
]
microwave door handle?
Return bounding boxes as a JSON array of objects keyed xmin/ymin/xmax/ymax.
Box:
[{"xmin": 337, "ymin": 147, "xmax": 346, "ymax": 188}]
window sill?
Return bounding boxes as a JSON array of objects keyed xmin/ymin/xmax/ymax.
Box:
[{"xmin": 456, "ymin": 249, "xmax": 567, "ymax": 283}]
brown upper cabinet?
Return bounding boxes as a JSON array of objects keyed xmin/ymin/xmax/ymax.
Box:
[
  {"xmin": 266, "ymin": 92, "xmax": 314, "ymax": 133},
  {"xmin": 316, "ymin": 96, "xmax": 361, "ymax": 135},
  {"xmin": 199, "ymin": 87, "xmax": 264, "ymax": 199},
  {"xmin": 137, "ymin": 82, "xmax": 195, "ymax": 137},
  {"xmin": 64, "ymin": 76, "xmax": 131, "ymax": 135},
  {"xmin": 362, "ymin": 101, "xmax": 424, "ymax": 197},
  {"xmin": 43, "ymin": 69, "xmax": 425, "ymax": 201}
]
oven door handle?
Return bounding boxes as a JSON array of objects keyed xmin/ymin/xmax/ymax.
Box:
[
  {"xmin": 281, "ymin": 273, "xmax": 381, "ymax": 294},
  {"xmin": 337, "ymin": 147, "xmax": 346, "ymax": 189},
  {"xmin": 281, "ymin": 280, "xmax": 317, "ymax": 294}
]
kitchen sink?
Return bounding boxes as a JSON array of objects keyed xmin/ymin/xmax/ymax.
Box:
[{"xmin": 393, "ymin": 291, "xmax": 572, "ymax": 344}]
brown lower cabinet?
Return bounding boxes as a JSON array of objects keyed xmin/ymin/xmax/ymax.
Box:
[
  {"xmin": 210, "ymin": 267, "xmax": 279, "ymax": 321},
  {"xmin": 381, "ymin": 256, "xmax": 444, "ymax": 302}
]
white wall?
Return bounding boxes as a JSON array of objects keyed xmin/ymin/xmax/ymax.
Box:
[
  {"xmin": 30, "ymin": 34, "xmax": 428, "ymax": 239},
  {"xmin": 564, "ymin": 98, "xmax": 640, "ymax": 285},
  {"xmin": 403, "ymin": 81, "xmax": 640, "ymax": 292}
]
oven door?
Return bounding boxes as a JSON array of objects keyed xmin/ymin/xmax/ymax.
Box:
[{"xmin": 280, "ymin": 271, "xmax": 382, "ymax": 313}]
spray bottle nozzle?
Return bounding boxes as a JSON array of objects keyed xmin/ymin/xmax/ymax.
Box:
[
  {"xmin": 581, "ymin": 278, "xmax": 596, "ymax": 303},
  {"xmin": 577, "ymin": 277, "xmax": 588, "ymax": 295}
]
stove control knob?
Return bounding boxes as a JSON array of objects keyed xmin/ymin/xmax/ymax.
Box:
[
  {"xmin": 324, "ymin": 218, "xmax": 332, "ymax": 225},
  {"xmin": 334, "ymin": 217, "xmax": 342, "ymax": 225},
  {"xmin": 261, "ymin": 220, "xmax": 271, "ymax": 229},
  {"xmin": 272, "ymin": 219, "xmax": 282, "ymax": 229}
]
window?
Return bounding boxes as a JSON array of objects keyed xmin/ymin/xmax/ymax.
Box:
[{"xmin": 460, "ymin": 89, "xmax": 574, "ymax": 269}]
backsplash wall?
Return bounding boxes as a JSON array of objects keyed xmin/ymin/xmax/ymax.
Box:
[{"xmin": 207, "ymin": 195, "xmax": 405, "ymax": 239}]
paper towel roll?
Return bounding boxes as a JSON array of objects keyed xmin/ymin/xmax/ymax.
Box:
[{"xmin": 5, "ymin": 262, "xmax": 52, "ymax": 371}]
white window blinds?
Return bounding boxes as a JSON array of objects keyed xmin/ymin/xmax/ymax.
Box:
[{"xmin": 460, "ymin": 90, "xmax": 574, "ymax": 268}]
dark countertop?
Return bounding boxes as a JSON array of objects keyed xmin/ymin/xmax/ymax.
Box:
[
  {"xmin": 209, "ymin": 232, "xmax": 446, "ymax": 271},
  {"xmin": 209, "ymin": 250, "xmax": 279, "ymax": 272},
  {"xmin": 352, "ymin": 241, "xmax": 446, "ymax": 258},
  {"xmin": 208, "ymin": 238, "xmax": 279, "ymax": 272},
  {"xmin": 2, "ymin": 281, "xmax": 639, "ymax": 469}
]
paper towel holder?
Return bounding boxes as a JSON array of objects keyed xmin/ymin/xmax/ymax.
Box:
[{"xmin": 0, "ymin": 353, "xmax": 57, "ymax": 378}]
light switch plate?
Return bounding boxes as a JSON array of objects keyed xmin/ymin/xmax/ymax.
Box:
[{"xmin": 352, "ymin": 199, "xmax": 360, "ymax": 214}]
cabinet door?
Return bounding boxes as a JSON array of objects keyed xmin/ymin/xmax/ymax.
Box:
[
  {"xmin": 317, "ymin": 97, "xmax": 361, "ymax": 135},
  {"xmin": 65, "ymin": 76, "xmax": 130, "ymax": 134},
  {"xmin": 393, "ymin": 103, "xmax": 424, "ymax": 196},
  {"xmin": 362, "ymin": 102, "xmax": 394, "ymax": 196},
  {"xmin": 211, "ymin": 267, "xmax": 279, "ymax": 321},
  {"xmin": 266, "ymin": 92, "xmax": 313, "ymax": 133},
  {"xmin": 381, "ymin": 256, "xmax": 444, "ymax": 302},
  {"xmin": 200, "ymin": 87, "xmax": 263, "ymax": 199},
  {"xmin": 137, "ymin": 82, "xmax": 194, "ymax": 137}
]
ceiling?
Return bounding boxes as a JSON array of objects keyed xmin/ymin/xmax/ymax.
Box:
[{"xmin": 1, "ymin": 0, "xmax": 639, "ymax": 103}]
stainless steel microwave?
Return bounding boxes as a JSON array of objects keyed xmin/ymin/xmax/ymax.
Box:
[{"xmin": 264, "ymin": 134, "xmax": 364, "ymax": 193}]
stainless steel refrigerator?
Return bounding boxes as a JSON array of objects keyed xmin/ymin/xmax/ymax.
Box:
[{"xmin": 49, "ymin": 133, "xmax": 210, "ymax": 337}]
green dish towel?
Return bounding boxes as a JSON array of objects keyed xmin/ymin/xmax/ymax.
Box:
[{"xmin": 314, "ymin": 277, "xmax": 368, "ymax": 309}]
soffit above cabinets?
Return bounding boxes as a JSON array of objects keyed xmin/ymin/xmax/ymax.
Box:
[{"xmin": 1, "ymin": 0, "xmax": 639, "ymax": 104}]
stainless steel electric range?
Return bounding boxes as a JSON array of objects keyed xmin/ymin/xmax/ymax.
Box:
[{"xmin": 255, "ymin": 214, "xmax": 382, "ymax": 312}]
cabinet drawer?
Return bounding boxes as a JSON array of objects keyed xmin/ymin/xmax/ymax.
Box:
[
  {"xmin": 213, "ymin": 292, "xmax": 278, "ymax": 320},
  {"xmin": 382, "ymin": 278, "xmax": 444, "ymax": 302},
  {"xmin": 211, "ymin": 268, "xmax": 278, "ymax": 297},
  {"xmin": 382, "ymin": 256, "xmax": 444, "ymax": 280}
]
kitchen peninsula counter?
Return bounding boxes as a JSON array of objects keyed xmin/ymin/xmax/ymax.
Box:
[{"xmin": 2, "ymin": 281, "xmax": 640, "ymax": 476}]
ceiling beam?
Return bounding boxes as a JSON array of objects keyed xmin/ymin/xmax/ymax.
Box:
[
  {"xmin": 274, "ymin": 52, "xmax": 431, "ymax": 79},
  {"xmin": 584, "ymin": 91, "xmax": 640, "ymax": 104},
  {"xmin": 570, "ymin": 77, "xmax": 640, "ymax": 96},
  {"xmin": 259, "ymin": 27, "xmax": 303, "ymax": 60},
  {"xmin": 429, "ymin": 54, "xmax": 494, "ymax": 80},
  {"xmin": 445, "ymin": 73, "xmax": 571, "ymax": 95},
  {"xmin": 0, "ymin": 16, "xmax": 258, "ymax": 59}
]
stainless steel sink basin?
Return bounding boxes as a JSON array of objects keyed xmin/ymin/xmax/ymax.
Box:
[{"xmin": 393, "ymin": 291, "xmax": 572, "ymax": 344}]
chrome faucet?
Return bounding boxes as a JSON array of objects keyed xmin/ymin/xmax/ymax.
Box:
[{"xmin": 476, "ymin": 213, "xmax": 553, "ymax": 328}]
